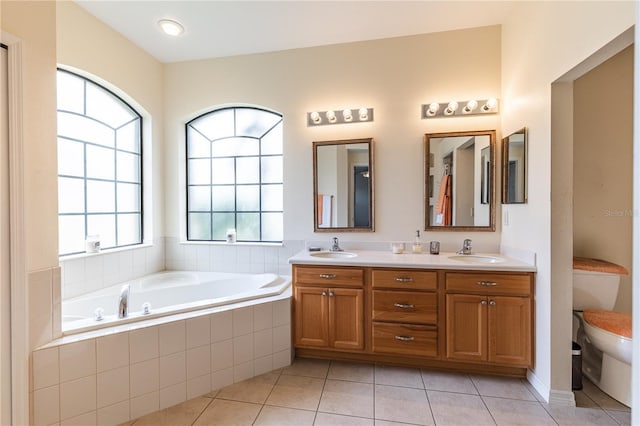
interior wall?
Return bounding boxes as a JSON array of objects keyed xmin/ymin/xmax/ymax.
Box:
[{"xmin": 573, "ymin": 45, "xmax": 634, "ymax": 313}]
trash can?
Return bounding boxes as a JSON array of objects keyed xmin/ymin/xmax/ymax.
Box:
[{"xmin": 572, "ymin": 341, "xmax": 582, "ymax": 390}]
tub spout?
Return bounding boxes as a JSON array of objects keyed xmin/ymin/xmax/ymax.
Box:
[{"xmin": 118, "ymin": 284, "xmax": 130, "ymax": 318}]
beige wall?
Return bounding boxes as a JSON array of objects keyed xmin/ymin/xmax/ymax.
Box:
[{"xmin": 573, "ymin": 45, "xmax": 633, "ymax": 313}]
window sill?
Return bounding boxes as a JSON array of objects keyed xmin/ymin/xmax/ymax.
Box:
[
  {"xmin": 58, "ymin": 243, "xmax": 154, "ymax": 261},
  {"xmin": 179, "ymin": 241, "xmax": 283, "ymax": 247}
]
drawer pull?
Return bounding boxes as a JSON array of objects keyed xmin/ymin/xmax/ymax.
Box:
[
  {"xmin": 329, "ymin": 291, "xmax": 335, "ymax": 297},
  {"xmin": 394, "ymin": 277, "xmax": 414, "ymax": 283},
  {"xmin": 481, "ymin": 300, "xmax": 487, "ymax": 305},
  {"xmin": 477, "ymin": 281, "xmax": 497, "ymax": 286},
  {"xmin": 489, "ymin": 300, "xmax": 496, "ymax": 306},
  {"xmin": 322, "ymin": 291, "xmax": 327, "ymax": 296},
  {"xmin": 320, "ymin": 273, "xmax": 337, "ymax": 279},
  {"xmin": 393, "ymin": 303, "xmax": 415, "ymax": 309},
  {"xmin": 394, "ymin": 335, "xmax": 415, "ymax": 342}
]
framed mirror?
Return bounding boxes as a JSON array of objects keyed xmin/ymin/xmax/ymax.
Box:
[
  {"xmin": 424, "ymin": 130, "xmax": 496, "ymax": 231},
  {"xmin": 313, "ymin": 138, "xmax": 374, "ymax": 232},
  {"xmin": 502, "ymin": 127, "xmax": 527, "ymax": 204}
]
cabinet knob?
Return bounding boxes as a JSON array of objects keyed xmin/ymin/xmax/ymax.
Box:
[
  {"xmin": 393, "ymin": 303, "xmax": 415, "ymax": 309},
  {"xmin": 394, "ymin": 277, "xmax": 414, "ymax": 283},
  {"xmin": 320, "ymin": 273, "xmax": 337, "ymax": 279},
  {"xmin": 329, "ymin": 291, "xmax": 335, "ymax": 297},
  {"xmin": 394, "ymin": 335, "xmax": 415, "ymax": 342},
  {"xmin": 480, "ymin": 300, "xmax": 488, "ymax": 305},
  {"xmin": 489, "ymin": 300, "xmax": 496, "ymax": 306},
  {"xmin": 321, "ymin": 291, "xmax": 327, "ymax": 296},
  {"xmin": 477, "ymin": 281, "xmax": 497, "ymax": 286}
]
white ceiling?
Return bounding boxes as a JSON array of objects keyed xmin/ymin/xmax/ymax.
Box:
[{"xmin": 75, "ymin": 1, "xmax": 515, "ymax": 63}]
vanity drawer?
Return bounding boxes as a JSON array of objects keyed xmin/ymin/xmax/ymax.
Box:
[
  {"xmin": 372, "ymin": 269, "xmax": 437, "ymax": 290},
  {"xmin": 372, "ymin": 322, "xmax": 438, "ymax": 357},
  {"xmin": 294, "ymin": 266, "xmax": 364, "ymax": 287},
  {"xmin": 372, "ymin": 290, "xmax": 437, "ymax": 324},
  {"xmin": 445, "ymin": 272, "xmax": 532, "ymax": 296}
]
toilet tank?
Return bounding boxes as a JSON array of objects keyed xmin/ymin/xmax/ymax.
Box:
[{"xmin": 572, "ymin": 269, "xmax": 621, "ymax": 311}]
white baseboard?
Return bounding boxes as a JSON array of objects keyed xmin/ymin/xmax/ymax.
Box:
[{"xmin": 527, "ymin": 369, "xmax": 576, "ymax": 406}]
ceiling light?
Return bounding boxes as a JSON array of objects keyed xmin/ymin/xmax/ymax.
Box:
[
  {"xmin": 158, "ymin": 19, "xmax": 184, "ymax": 36},
  {"xmin": 463, "ymin": 100, "xmax": 478, "ymax": 114}
]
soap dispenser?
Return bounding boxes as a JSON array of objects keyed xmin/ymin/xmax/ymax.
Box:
[{"xmin": 412, "ymin": 230, "xmax": 423, "ymax": 253}]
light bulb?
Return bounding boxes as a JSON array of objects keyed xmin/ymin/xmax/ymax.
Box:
[
  {"xmin": 445, "ymin": 101, "xmax": 458, "ymax": 115},
  {"xmin": 158, "ymin": 19, "xmax": 184, "ymax": 36},
  {"xmin": 326, "ymin": 110, "xmax": 337, "ymax": 123},
  {"xmin": 483, "ymin": 98, "xmax": 498, "ymax": 111},
  {"xmin": 463, "ymin": 100, "xmax": 478, "ymax": 113},
  {"xmin": 310, "ymin": 111, "xmax": 321, "ymax": 124},
  {"xmin": 342, "ymin": 109, "xmax": 353, "ymax": 122},
  {"xmin": 358, "ymin": 108, "xmax": 369, "ymax": 121},
  {"xmin": 427, "ymin": 102, "xmax": 440, "ymax": 116}
]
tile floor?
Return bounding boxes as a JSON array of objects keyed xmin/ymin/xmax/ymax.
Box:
[{"xmin": 122, "ymin": 358, "xmax": 631, "ymax": 425}]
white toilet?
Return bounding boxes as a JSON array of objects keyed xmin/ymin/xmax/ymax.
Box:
[{"xmin": 572, "ymin": 256, "xmax": 631, "ymax": 407}]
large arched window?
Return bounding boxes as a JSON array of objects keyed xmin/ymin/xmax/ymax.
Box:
[
  {"xmin": 186, "ymin": 106, "xmax": 283, "ymax": 242},
  {"xmin": 57, "ymin": 69, "xmax": 143, "ymax": 256}
]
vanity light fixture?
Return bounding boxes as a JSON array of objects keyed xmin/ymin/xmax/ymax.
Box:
[
  {"xmin": 422, "ymin": 98, "xmax": 499, "ymax": 119},
  {"xmin": 158, "ymin": 19, "xmax": 185, "ymax": 36},
  {"xmin": 307, "ymin": 107, "xmax": 374, "ymax": 126}
]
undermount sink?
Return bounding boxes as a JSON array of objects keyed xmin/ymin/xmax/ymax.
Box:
[
  {"xmin": 309, "ymin": 251, "xmax": 358, "ymax": 259},
  {"xmin": 448, "ymin": 255, "xmax": 505, "ymax": 264}
]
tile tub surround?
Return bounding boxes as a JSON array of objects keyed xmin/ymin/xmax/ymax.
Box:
[{"xmin": 30, "ymin": 298, "xmax": 292, "ymax": 425}]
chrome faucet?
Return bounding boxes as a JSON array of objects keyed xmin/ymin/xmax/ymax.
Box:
[
  {"xmin": 457, "ymin": 238, "xmax": 473, "ymax": 255},
  {"xmin": 118, "ymin": 284, "xmax": 130, "ymax": 318},
  {"xmin": 329, "ymin": 237, "xmax": 343, "ymax": 252}
]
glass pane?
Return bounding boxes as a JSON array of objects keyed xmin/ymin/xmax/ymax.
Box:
[
  {"xmin": 117, "ymin": 213, "xmax": 141, "ymax": 246},
  {"xmin": 211, "ymin": 158, "xmax": 235, "ymax": 184},
  {"xmin": 87, "ymin": 214, "xmax": 116, "ymax": 249},
  {"xmin": 235, "ymin": 108, "xmax": 281, "ymax": 138},
  {"xmin": 117, "ymin": 151, "xmax": 140, "ymax": 183},
  {"xmin": 188, "ymin": 213, "xmax": 212, "ymax": 240},
  {"xmin": 262, "ymin": 212, "xmax": 283, "ymax": 242},
  {"xmin": 237, "ymin": 185, "xmax": 259, "ymax": 211},
  {"xmin": 58, "ymin": 177, "xmax": 85, "ymax": 213},
  {"xmin": 261, "ymin": 156, "xmax": 283, "ymax": 183},
  {"xmin": 190, "ymin": 109, "xmax": 234, "ymax": 141},
  {"xmin": 187, "ymin": 127, "xmax": 211, "ymax": 158},
  {"xmin": 188, "ymin": 186, "xmax": 211, "ymax": 211},
  {"xmin": 211, "ymin": 213, "xmax": 234, "ymax": 240},
  {"xmin": 188, "ymin": 159, "xmax": 211, "ymax": 185},
  {"xmin": 261, "ymin": 121, "xmax": 283, "ymax": 155},
  {"xmin": 58, "ymin": 111, "xmax": 115, "ymax": 147},
  {"xmin": 86, "ymin": 145, "xmax": 115, "ymax": 180},
  {"xmin": 58, "ymin": 215, "xmax": 85, "ymax": 255},
  {"xmin": 116, "ymin": 120, "xmax": 140, "ymax": 153},
  {"xmin": 117, "ymin": 182, "xmax": 140, "ymax": 212},
  {"xmin": 236, "ymin": 157, "xmax": 259, "ymax": 184},
  {"xmin": 237, "ymin": 213, "xmax": 259, "ymax": 240},
  {"xmin": 261, "ymin": 184, "xmax": 282, "ymax": 211},
  {"xmin": 58, "ymin": 138, "xmax": 85, "ymax": 177},
  {"xmin": 86, "ymin": 180, "xmax": 115, "ymax": 213},
  {"xmin": 57, "ymin": 71, "xmax": 85, "ymax": 114},
  {"xmin": 211, "ymin": 137, "xmax": 259, "ymax": 157},
  {"xmin": 211, "ymin": 185, "xmax": 235, "ymax": 211},
  {"xmin": 85, "ymin": 81, "xmax": 136, "ymax": 128}
]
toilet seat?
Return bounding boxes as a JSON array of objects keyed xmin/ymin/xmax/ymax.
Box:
[{"xmin": 583, "ymin": 309, "xmax": 631, "ymax": 338}]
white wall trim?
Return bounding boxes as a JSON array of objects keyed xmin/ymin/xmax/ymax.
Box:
[
  {"xmin": 526, "ymin": 369, "xmax": 550, "ymax": 403},
  {"xmin": 548, "ymin": 389, "xmax": 577, "ymax": 407}
]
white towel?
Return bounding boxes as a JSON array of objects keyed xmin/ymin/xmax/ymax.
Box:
[{"xmin": 320, "ymin": 195, "xmax": 332, "ymax": 227}]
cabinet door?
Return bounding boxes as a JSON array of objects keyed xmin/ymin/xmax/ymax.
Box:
[
  {"xmin": 488, "ymin": 296, "xmax": 531, "ymax": 366},
  {"xmin": 446, "ymin": 294, "xmax": 487, "ymax": 362},
  {"xmin": 294, "ymin": 286, "xmax": 328, "ymax": 348},
  {"xmin": 328, "ymin": 288, "xmax": 364, "ymax": 350}
]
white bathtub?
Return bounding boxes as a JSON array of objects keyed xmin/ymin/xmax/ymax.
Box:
[{"xmin": 62, "ymin": 270, "xmax": 291, "ymax": 333}]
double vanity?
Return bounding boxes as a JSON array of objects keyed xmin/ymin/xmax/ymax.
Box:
[{"xmin": 289, "ymin": 249, "xmax": 536, "ymax": 377}]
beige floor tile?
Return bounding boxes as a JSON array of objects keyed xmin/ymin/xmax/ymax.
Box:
[
  {"xmin": 520, "ymin": 379, "xmax": 546, "ymax": 403},
  {"xmin": 132, "ymin": 396, "xmax": 211, "ymax": 426},
  {"xmin": 254, "ymin": 405, "xmax": 316, "ymax": 425},
  {"xmin": 328, "ymin": 361, "xmax": 374, "ymax": 383},
  {"xmin": 216, "ymin": 372, "xmax": 279, "ymax": 404},
  {"xmin": 314, "ymin": 412, "xmax": 375, "ymax": 426},
  {"xmin": 483, "ymin": 397, "xmax": 556, "ymax": 425},
  {"xmin": 282, "ymin": 358, "xmax": 330, "ymax": 378},
  {"xmin": 193, "ymin": 399, "xmax": 261, "ymax": 426},
  {"xmin": 427, "ymin": 390, "xmax": 495, "ymax": 425},
  {"xmin": 543, "ymin": 405, "xmax": 618, "ymax": 426},
  {"xmin": 374, "ymin": 365, "xmax": 424, "ymax": 389},
  {"xmin": 318, "ymin": 379, "xmax": 374, "ymax": 418},
  {"xmin": 574, "ymin": 390, "xmax": 599, "ymax": 408},
  {"xmin": 470, "ymin": 375, "xmax": 537, "ymax": 401},
  {"xmin": 265, "ymin": 374, "xmax": 325, "ymax": 410},
  {"xmin": 373, "ymin": 421, "xmax": 417, "ymax": 426},
  {"xmin": 580, "ymin": 379, "xmax": 630, "ymax": 412},
  {"xmin": 605, "ymin": 409, "xmax": 631, "ymax": 426},
  {"xmin": 421, "ymin": 370, "xmax": 477, "ymax": 395},
  {"xmin": 374, "ymin": 384, "xmax": 433, "ymax": 425}
]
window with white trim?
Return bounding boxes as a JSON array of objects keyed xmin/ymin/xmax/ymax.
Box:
[
  {"xmin": 186, "ymin": 106, "xmax": 283, "ymax": 242},
  {"xmin": 57, "ymin": 69, "xmax": 143, "ymax": 256}
]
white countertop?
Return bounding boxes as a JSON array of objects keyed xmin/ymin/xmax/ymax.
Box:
[{"xmin": 288, "ymin": 250, "xmax": 536, "ymax": 272}]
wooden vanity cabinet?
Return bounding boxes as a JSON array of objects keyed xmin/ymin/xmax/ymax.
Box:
[
  {"xmin": 445, "ymin": 272, "xmax": 533, "ymax": 367},
  {"xmin": 293, "ymin": 266, "xmax": 364, "ymax": 351}
]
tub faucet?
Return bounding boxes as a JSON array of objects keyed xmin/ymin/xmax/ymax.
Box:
[
  {"xmin": 329, "ymin": 237, "xmax": 343, "ymax": 252},
  {"xmin": 457, "ymin": 239, "xmax": 473, "ymax": 255},
  {"xmin": 118, "ymin": 284, "xmax": 130, "ymax": 318}
]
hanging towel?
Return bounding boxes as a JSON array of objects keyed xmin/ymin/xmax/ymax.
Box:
[
  {"xmin": 318, "ymin": 194, "xmax": 332, "ymax": 227},
  {"xmin": 435, "ymin": 175, "xmax": 452, "ymax": 225}
]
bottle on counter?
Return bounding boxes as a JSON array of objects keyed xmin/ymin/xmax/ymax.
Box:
[{"xmin": 412, "ymin": 230, "xmax": 423, "ymax": 253}]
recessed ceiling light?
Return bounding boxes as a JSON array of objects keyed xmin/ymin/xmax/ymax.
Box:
[{"xmin": 158, "ymin": 19, "xmax": 184, "ymax": 36}]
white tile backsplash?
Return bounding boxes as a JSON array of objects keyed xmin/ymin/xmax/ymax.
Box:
[
  {"xmin": 130, "ymin": 358, "xmax": 159, "ymax": 398},
  {"xmin": 186, "ymin": 315, "xmax": 211, "ymax": 349},
  {"xmin": 159, "ymin": 320, "xmax": 186, "ymax": 356},
  {"xmin": 33, "ymin": 385, "xmax": 60, "ymax": 426},
  {"xmin": 211, "ymin": 339, "xmax": 234, "ymax": 372},
  {"xmin": 159, "ymin": 382, "xmax": 186, "ymax": 410},
  {"xmin": 129, "ymin": 326, "xmax": 159, "ymax": 364},
  {"xmin": 233, "ymin": 334, "xmax": 254, "ymax": 366},
  {"xmin": 60, "ymin": 375, "xmax": 97, "ymax": 420},
  {"xmin": 187, "ymin": 374, "xmax": 212, "ymax": 399},
  {"xmin": 254, "ymin": 329, "xmax": 273, "ymax": 359},
  {"xmin": 61, "ymin": 410, "xmax": 97, "ymax": 426},
  {"xmin": 253, "ymin": 302, "xmax": 273, "ymax": 332},
  {"xmin": 186, "ymin": 345, "xmax": 211, "ymax": 380},
  {"xmin": 130, "ymin": 391, "xmax": 159, "ymax": 419},
  {"xmin": 97, "ymin": 400, "xmax": 130, "ymax": 426},
  {"xmin": 60, "ymin": 340, "xmax": 96, "ymax": 383},
  {"xmin": 32, "ymin": 346, "xmax": 59, "ymax": 390},
  {"xmin": 97, "ymin": 332, "xmax": 129, "ymax": 373},
  {"xmin": 232, "ymin": 307, "xmax": 253, "ymax": 337},
  {"xmin": 96, "ymin": 366, "xmax": 129, "ymax": 408},
  {"xmin": 159, "ymin": 352, "xmax": 186, "ymax": 388},
  {"xmin": 211, "ymin": 311, "xmax": 233, "ymax": 343}
]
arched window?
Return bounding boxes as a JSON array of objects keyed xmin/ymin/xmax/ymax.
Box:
[
  {"xmin": 186, "ymin": 107, "xmax": 283, "ymax": 242},
  {"xmin": 57, "ymin": 69, "xmax": 143, "ymax": 255}
]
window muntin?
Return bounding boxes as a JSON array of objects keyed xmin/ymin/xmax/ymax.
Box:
[
  {"xmin": 186, "ymin": 107, "xmax": 283, "ymax": 242},
  {"xmin": 57, "ymin": 69, "xmax": 143, "ymax": 256}
]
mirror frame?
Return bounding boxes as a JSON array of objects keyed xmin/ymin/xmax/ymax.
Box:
[
  {"xmin": 424, "ymin": 130, "xmax": 496, "ymax": 232},
  {"xmin": 313, "ymin": 138, "xmax": 374, "ymax": 232},
  {"xmin": 501, "ymin": 127, "xmax": 527, "ymax": 204}
]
